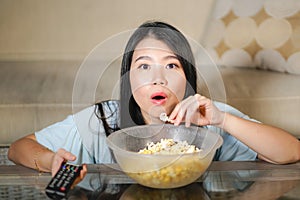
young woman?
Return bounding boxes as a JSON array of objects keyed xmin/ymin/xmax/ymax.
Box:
[{"xmin": 8, "ymin": 21, "xmax": 300, "ymax": 180}]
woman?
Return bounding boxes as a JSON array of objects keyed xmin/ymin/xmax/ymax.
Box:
[{"xmin": 8, "ymin": 21, "xmax": 300, "ymax": 179}]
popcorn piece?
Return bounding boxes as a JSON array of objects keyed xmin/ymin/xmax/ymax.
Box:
[{"xmin": 160, "ymin": 113, "xmax": 171, "ymax": 122}]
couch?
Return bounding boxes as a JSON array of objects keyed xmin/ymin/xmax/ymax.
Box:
[{"xmin": 1, "ymin": 58, "xmax": 300, "ymax": 149}]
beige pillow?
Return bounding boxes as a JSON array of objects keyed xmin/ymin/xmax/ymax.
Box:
[{"xmin": 203, "ymin": 0, "xmax": 300, "ymax": 74}]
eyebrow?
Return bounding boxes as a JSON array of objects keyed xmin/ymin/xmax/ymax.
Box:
[
  {"xmin": 134, "ymin": 55, "xmax": 179, "ymax": 63},
  {"xmin": 134, "ymin": 56, "xmax": 152, "ymax": 63}
]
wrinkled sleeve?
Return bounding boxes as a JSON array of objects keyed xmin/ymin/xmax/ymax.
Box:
[
  {"xmin": 35, "ymin": 107, "xmax": 97, "ymax": 164},
  {"xmin": 37, "ymin": 102, "xmax": 118, "ymax": 164},
  {"xmin": 35, "ymin": 115, "xmax": 78, "ymax": 152}
]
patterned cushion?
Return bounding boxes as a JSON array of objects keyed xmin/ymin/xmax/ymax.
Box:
[{"xmin": 203, "ymin": 0, "xmax": 300, "ymax": 74}]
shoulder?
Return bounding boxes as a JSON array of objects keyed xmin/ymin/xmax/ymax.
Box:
[
  {"xmin": 74, "ymin": 100, "xmax": 119, "ymax": 120},
  {"xmin": 213, "ymin": 101, "xmax": 243, "ymax": 116},
  {"xmin": 94, "ymin": 100, "xmax": 120, "ymax": 124},
  {"xmin": 74, "ymin": 100, "xmax": 120, "ymax": 130},
  {"xmin": 213, "ymin": 101, "xmax": 259, "ymax": 122},
  {"xmin": 96, "ymin": 100, "xmax": 120, "ymax": 114}
]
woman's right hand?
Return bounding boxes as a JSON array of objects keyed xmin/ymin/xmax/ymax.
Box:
[
  {"xmin": 51, "ymin": 148, "xmax": 88, "ymax": 188},
  {"xmin": 51, "ymin": 148, "xmax": 77, "ymax": 176}
]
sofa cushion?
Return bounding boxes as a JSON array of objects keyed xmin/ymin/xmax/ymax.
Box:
[
  {"xmin": 1, "ymin": 61, "xmax": 299, "ymax": 145},
  {"xmin": 200, "ymin": 66, "xmax": 300, "ymax": 137},
  {"xmin": 0, "ymin": 60, "xmax": 120, "ymax": 145},
  {"xmin": 203, "ymin": 0, "xmax": 300, "ymax": 74}
]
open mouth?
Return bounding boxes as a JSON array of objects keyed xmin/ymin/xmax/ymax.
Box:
[
  {"xmin": 151, "ymin": 92, "xmax": 167, "ymax": 105},
  {"xmin": 152, "ymin": 95, "xmax": 166, "ymax": 100}
]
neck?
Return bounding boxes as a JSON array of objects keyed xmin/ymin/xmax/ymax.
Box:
[{"xmin": 141, "ymin": 110, "xmax": 164, "ymax": 125}]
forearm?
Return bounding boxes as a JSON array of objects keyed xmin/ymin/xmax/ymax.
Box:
[
  {"xmin": 221, "ymin": 113, "xmax": 300, "ymax": 164},
  {"xmin": 8, "ymin": 135, "xmax": 54, "ymax": 172}
]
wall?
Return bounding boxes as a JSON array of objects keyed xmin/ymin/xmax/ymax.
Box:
[
  {"xmin": 0, "ymin": 0, "xmax": 215, "ymax": 144},
  {"xmin": 0, "ymin": 0, "xmax": 215, "ymax": 61}
]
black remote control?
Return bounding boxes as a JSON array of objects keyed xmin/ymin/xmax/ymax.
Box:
[{"xmin": 45, "ymin": 162, "xmax": 83, "ymax": 199}]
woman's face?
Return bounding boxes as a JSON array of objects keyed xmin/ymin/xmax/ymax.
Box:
[{"xmin": 130, "ymin": 37, "xmax": 186, "ymax": 124}]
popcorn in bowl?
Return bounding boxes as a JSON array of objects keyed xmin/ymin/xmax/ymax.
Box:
[
  {"xmin": 138, "ymin": 138, "xmax": 202, "ymax": 154},
  {"xmin": 128, "ymin": 139, "xmax": 205, "ymax": 188}
]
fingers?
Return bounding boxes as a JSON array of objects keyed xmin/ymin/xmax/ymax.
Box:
[
  {"xmin": 51, "ymin": 148, "xmax": 77, "ymax": 176},
  {"xmin": 56, "ymin": 148, "xmax": 76, "ymax": 161},
  {"xmin": 80, "ymin": 164, "xmax": 88, "ymax": 179},
  {"xmin": 50, "ymin": 149, "xmax": 87, "ymax": 189},
  {"xmin": 170, "ymin": 94, "xmax": 211, "ymax": 127},
  {"xmin": 185, "ymin": 94, "xmax": 205, "ymax": 127},
  {"xmin": 72, "ymin": 164, "xmax": 87, "ymax": 189},
  {"xmin": 169, "ymin": 95, "xmax": 196, "ymax": 126},
  {"xmin": 169, "ymin": 97, "xmax": 189, "ymax": 126}
]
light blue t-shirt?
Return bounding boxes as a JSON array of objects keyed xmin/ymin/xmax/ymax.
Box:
[{"xmin": 35, "ymin": 100, "xmax": 257, "ymax": 165}]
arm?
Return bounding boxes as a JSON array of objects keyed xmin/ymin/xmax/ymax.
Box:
[
  {"xmin": 8, "ymin": 133, "xmax": 54, "ymax": 172},
  {"xmin": 8, "ymin": 133, "xmax": 79, "ymax": 175},
  {"xmin": 170, "ymin": 94, "xmax": 300, "ymax": 164},
  {"xmin": 222, "ymin": 113, "xmax": 300, "ymax": 164}
]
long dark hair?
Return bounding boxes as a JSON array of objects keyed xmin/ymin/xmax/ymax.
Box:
[{"xmin": 120, "ymin": 21, "xmax": 197, "ymax": 129}]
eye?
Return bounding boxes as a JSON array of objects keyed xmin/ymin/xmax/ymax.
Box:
[
  {"xmin": 166, "ymin": 63, "xmax": 179, "ymax": 69},
  {"xmin": 138, "ymin": 64, "xmax": 151, "ymax": 70}
]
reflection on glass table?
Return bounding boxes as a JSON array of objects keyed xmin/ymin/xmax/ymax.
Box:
[
  {"xmin": 0, "ymin": 161, "xmax": 299, "ymax": 199},
  {"xmin": 64, "ymin": 162, "xmax": 300, "ymax": 199}
]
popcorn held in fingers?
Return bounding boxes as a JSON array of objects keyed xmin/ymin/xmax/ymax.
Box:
[{"xmin": 160, "ymin": 113, "xmax": 171, "ymax": 123}]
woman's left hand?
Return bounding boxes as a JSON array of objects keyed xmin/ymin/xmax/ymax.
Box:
[{"xmin": 169, "ymin": 94, "xmax": 225, "ymax": 127}]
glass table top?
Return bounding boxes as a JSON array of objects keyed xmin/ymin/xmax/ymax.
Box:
[{"xmin": 0, "ymin": 161, "xmax": 299, "ymax": 199}]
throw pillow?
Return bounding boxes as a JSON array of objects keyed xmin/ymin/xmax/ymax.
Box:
[{"xmin": 203, "ymin": 0, "xmax": 300, "ymax": 74}]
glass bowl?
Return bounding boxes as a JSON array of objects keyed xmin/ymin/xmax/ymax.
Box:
[{"xmin": 106, "ymin": 124, "xmax": 223, "ymax": 189}]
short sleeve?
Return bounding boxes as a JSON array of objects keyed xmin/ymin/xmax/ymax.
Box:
[
  {"xmin": 35, "ymin": 115, "xmax": 78, "ymax": 152},
  {"xmin": 35, "ymin": 114, "xmax": 94, "ymax": 164},
  {"xmin": 73, "ymin": 103, "xmax": 116, "ymax": 164},
  {"xmin": 35, "ymin": 105, "xmax": 115, "ymax": 164}
]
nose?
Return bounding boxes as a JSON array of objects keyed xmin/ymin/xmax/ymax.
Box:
[
  {"xmin": 151, "ymin": 65, "xmax": 168, "ymax": 86},
  {"xmin": 153, "ymin": 80, "xmax": 167, "ymax": 85},
  {"xmin": 152, "ymin": 72, "xmax": 167, "ymax": 86}
]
